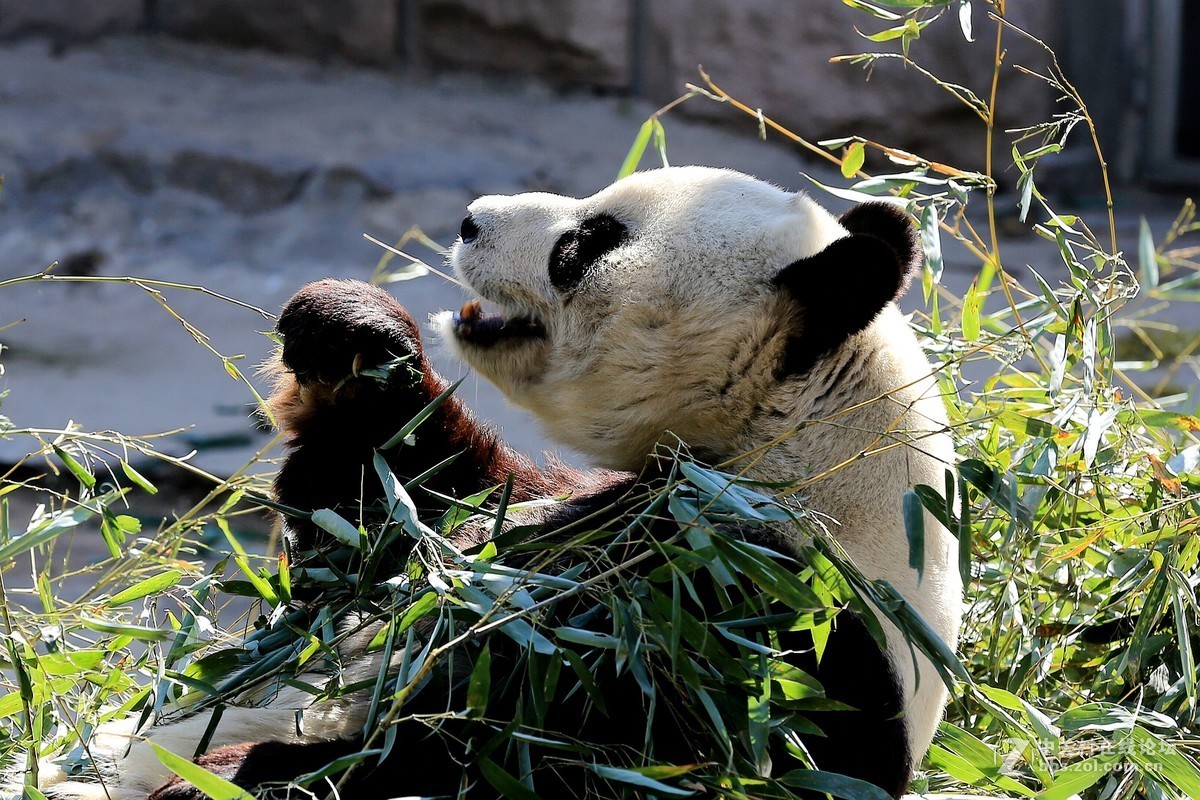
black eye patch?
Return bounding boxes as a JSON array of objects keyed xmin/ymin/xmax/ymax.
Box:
[{"xmin": 548, "ymin": 214, "xmax": 628, "ymax": 292}]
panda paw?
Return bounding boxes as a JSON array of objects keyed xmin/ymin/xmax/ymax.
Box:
[{"xmin": 275, "ymin": 279, "xmax": 426, "ymax": 387}]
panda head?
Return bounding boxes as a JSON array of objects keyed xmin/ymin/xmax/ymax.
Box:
[{"xmin": 436, "ymin": 166, "xmax": 920, "ymax": 470}]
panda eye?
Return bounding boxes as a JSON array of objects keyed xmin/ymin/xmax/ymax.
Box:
[{"xmin": 549, "ymin": 214, "xmax": 628, "ymax": 292}]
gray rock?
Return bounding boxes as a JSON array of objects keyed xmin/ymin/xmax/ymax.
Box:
[
  {"xmin": 0, "ymin": 0, "xmax": 142, "ymax": 42},
  {"xmin": 417, "ymin": 0, "xmax": 631, "ymax": 89},
  {"xmin": 154, "ymin": 0, "xmax": 396, "ymax": 65}
]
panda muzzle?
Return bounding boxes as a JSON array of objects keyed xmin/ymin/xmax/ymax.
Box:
[{"xmin": 453, "ymin": 299, "xmax": 547, "ymax": 346}]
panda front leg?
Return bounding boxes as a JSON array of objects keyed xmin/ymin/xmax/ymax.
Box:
[
  {"xmin": 268, "ymin": 278, "xmax": 586, "ymax": 556},
  {"xmin": 36, "ymin": 281, "xmax": 585, "ymax": 800}
]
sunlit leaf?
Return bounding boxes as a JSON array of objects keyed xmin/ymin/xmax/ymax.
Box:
[
  {"xmin": 151, "ymin": 743, "xmax": 254, "ymax": 800},
  {"xmin": 1139, "ymin": 215, "xmax": 1160, "ymax": 288},
  {"xmin": 108, "ymin": 570, "xmax": 185, "ymax": 607},
  {"xmin": 841, "ymin": 141, "xmax": 866, "ymax": 178}
]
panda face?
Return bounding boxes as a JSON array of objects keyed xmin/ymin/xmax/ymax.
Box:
[{"xmin": 437, "ymin": 166, "xmax": 908, "ymax": 469}]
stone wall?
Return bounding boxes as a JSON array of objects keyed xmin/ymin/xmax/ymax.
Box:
[
  {"xmin": 0, "ymin": 0, "xmax": 143, "ymax": 42},
  {"xmin": 152, "ymin": 0, "xmax": 397, "ymax": 66},
  {"xmin": 0, "ymin": 0, "xmax": 1059, "ymax": 168}
]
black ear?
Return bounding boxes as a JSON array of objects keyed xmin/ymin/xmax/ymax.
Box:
[{"xmin": 773, "ymin": 202, "xmax": 921, "ymax": 376}]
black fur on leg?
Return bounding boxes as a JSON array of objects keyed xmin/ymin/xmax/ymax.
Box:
[{"xmin": 266, "ymin": 280, "xmax": 605, "ymax": 564}]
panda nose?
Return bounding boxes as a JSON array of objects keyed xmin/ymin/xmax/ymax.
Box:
[{"xmin": 459, "ymin": 214, "xmax": 480, "ymax": 244}]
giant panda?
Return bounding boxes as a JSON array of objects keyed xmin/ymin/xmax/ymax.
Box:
[{"xmin": 33, "ymin": 166, "xmax": 962, "ymax": 800}]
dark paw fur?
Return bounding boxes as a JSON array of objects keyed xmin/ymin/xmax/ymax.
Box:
[{"xmin": 277, "ymin": 279, "xmax": 423, "ymax": 385}]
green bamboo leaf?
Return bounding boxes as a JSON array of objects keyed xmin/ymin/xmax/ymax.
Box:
[
  {"xmin": 1035, "ymin": 752, "xmax": 1121, "ymax": 800},
  {"xmin": 958, "ymin": 459, "xmax": 1032, "ymax": 526},
  {"xmin": 121, "ymin": 460, "xmax": 159, "ymax": 494},
  {"xmin": 380, "ymin": 377, "xmax": 463, "ymax": 450},
  {"xmin": 311, "ymin": 508, "xmax": 364, "ymax": 549},
  {"xmin": 109, "ymin": 570, "xmax": 185, "ymax": 606},
  {"xmin": 99, "ymin": 508, "xmax": 127, "ymax": 559},
  {"xmin": 932, "ymin": 724, "xmax": 1036, "ymax": 796},
  {"xmin": 841, "ymin": 141, "xmax": 865, "ymax": 178},
  {"xmin": 39, "ymin": 649, "xmax": 107, "ymax": 676},
  {"xmin": 52, "ymin": 445, "xmax": 95, "ymax": 489},
  {"xmin": 841, "ymin": 0, "xmax": 901, "ymax": 19},
  {"xmin": 295, "ymin": 749, "xmax": 383, "ymax": 786},
  {"xmin": 1017, "ymin": 170, "xmax": 1034, "ymax": 223},
  {"xmin": 458, "ymin": 583, "xmax": 555, "ymax": 655},
  {"xmin": 902, "ymin": 490, "xmax": 925, "ymax": 580},
  {"xmin": 920, "ymin": 203, "xmax": 943, "ymax": 300},
  {"xmin": 477, "ymin": 758, "xmax": 540, "ymax": 800},
  {"xmin": 804, "ymin": 173, "xmax": 908, "ymax": 207},
  {"xmin": 978, "ymin": 685, "xmax": 1060, "ymax": 741},
  {"xmin": 962, "ymin": 278, "xmax": 982, "ymax": 341},
  {"xmin": 709, "ymin": 536, "xmax": 825, "ymax": 612},
  {"xmin": 778, "ymin": 769, "xmax": 892, "ymax": 799},
  {"xmin": 862, "ymin": 21, "xmax": 910, "ymax": 42},
  {"xmin": 151, "ymin": 742, "xmax": 254, "ymax": 800},
  {"xmin": 0, "ymin": 503, "xmax": 97, "ymax": 562},
  {"xmin": 555, "ymin": 627, "xmax": 619, "ymax": 649},
  {"xmin": 81, "ymin": 614, "xmax": 172, "ymax": 642},
  {"xmin": 588, "ymin": 763, "xmax": 695, "ymax": 796},
  {"xmin": 1129, "ymin": 726, "xmax": 1200, "ymax": 797},
  {"xmin": 372, "ymin": 452, "xmax": 425, "ymax": 539},
  {"xmin": 1139, "ymin": 215, "xmax": 1160, "ymax": 288},
  {"xmin": 652, "ymin": 118, "xmax": 669, "ymax": 168},
  {"xmin": 680, "ymin": 462, "xmax": 765, "ymax": 521},
  {"xmin": 618, "ymin": 118, "xmax": 655, "ymax": 179},
  {"xmin": 277, "ymin": 552, "xmax": 292, "ymax": 604},
  {"xmin": 466, "ymin": 643, "xmax": 492, "ymax": 718},
  {"xmin": 1057, "ymin": 703, "xmax": 1174, "ymax": 731},
  {"xmin": 218, "ymin": 519, "xmax": 279, "ymax": 604}
]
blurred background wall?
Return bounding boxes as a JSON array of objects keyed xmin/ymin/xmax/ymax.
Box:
[
  {"xmin": 0, "ymin": 0, "xmax": 1192, "ymax": 483},
  {"xmin": 3, "ymin": 0, "xmax": 1191, "ymax": 185},
  {"xmin": 1, "ymin": 0, "xmax": 1192, "ymax": 187}
]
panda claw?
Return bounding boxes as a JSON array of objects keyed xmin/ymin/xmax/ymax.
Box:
[
  {"xmin": 351, "ymin": 352, "xmax": 364, "ymax": 377},
  {"xmin": 459, "ymin": 299, "xmax": 483, "ymax": 322}
]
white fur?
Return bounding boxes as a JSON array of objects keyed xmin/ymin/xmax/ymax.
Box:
[
  {"xmin": 439, "ymin": 166, "xmax": 962, "ymax": 766},
  {"xmin": 33, "ymin": 708, "xmax": 308, "ymax": 800},
  {"xmin": 22, "ymin": 631, "xmax": 382, "ymax": 800}
]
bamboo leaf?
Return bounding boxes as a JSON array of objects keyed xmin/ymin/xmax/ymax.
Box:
[
  {"xmin": 841, "ymin": 141, "xmax": 865, "ymax": 178},
  {"xmin": 920, "ymin": 202, "xmax": 943, "ymax": 299},
  {"xmin": 311, "ymin": 508, "xmax": 364, "ymax": 549},
  {"xmin": 151, "ymin": 743, "xmax": 254, "ymax": 800},
  {"xmin": 962, "ymin": 278, "xmax": 982, "ymax": 341},
  {"xmin": 779, "ymin": 769, "xmax": 892, "ymax": 799},
  {"xmin": 52, "ymin": 445, "xmax": 95, "ymax": 489},
  {"xmin": 380, "ymin": 377, "xmax": 463, "ymax": 450},
  {"xmin": 0, "ymin": 503, "xmax": 98, "ymax": 562},
  {"xmin": 467, "ymin": 643, "xmax": 492, "ymax": 718},
  {"xmin": 958, "ymin": 0, "xmax": 973, "ymax": 41},
  {"xmin": 478, "ymin": 758, "xmax": 540, "ymax": 800},
  {"xmin": 902, "ymin": 490, "xmax": 925, "ymax": 580},
  {"xmin": 588, "ymin": 763, "xmax": 695, "ymax": 796},
  {"xmin": 109, "ymin": 570, "xmax": 185, "ymax": 606},
  {"xmin": 1139, "ymin": 216, "xmax": 1160, "ymax": 288},
  {"xmin": 618, "ymin": 118, "xmax": 655, "ymax": 180}
]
